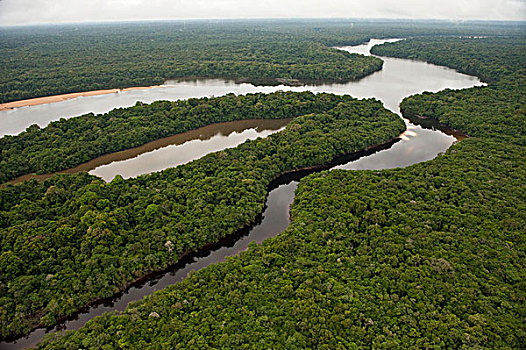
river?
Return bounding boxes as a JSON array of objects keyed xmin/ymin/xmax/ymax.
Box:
[
  {"xmin": 8, "ymin": 118, "xmax": 290, "ymax": 184},
  {"xmin": 0, "ymin": 38, "xmax": 484, "ymax": 349}
]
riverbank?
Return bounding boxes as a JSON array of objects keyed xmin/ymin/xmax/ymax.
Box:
[
  {"xmin": 1, "ymin": 92, "xmax": 342, "ymax": 184},
  {"xmin": 0, "ymin": 96, "xmax": 406, "ymax": 344},
  {"xmin": 0, "ymin": 75, "xmax": 364, "ymax": 112},
  {"xmin": 1, "ymin": 134, "xmax": 401, "ymax": 346},
  {"xmin": 401, "ymin": 110, "xmax": 469, "ymax": 140},
  {"xmin": 0, "ymin": 86, "xmax": 165, "ymax": 111},
  {"xmin": 4, "ymin": 118, "xmax": 291, "ymax": 186}
]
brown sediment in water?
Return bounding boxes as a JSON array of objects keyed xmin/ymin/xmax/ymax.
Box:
[
  {"xmin": 5, "ymin": 118, "xmax": 291, "ymax": 185},
  {"xmin": 0, "ymin": 86, "xmax": 165, "ymax": 111}
]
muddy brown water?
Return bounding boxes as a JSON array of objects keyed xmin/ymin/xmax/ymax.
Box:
[{"xmin": 8, "ymin": 118, "xmax": 291, "ymax": 184}]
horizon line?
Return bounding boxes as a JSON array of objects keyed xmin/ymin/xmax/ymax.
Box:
[{"xmin": 2, "ymin": 17, "xmax": 526, "ymax": 28}]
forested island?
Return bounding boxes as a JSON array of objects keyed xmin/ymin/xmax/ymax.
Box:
[
  {"xmin": 0, "ymin": 93, "xmax": 405, "ymax": 340},
  {"xmin": 0, "ymin": 91, "xmax": 365, "ymax": 183},
  {"xmin": 0, "ymin": 20, "xmax": 524, "ymax": 349}
]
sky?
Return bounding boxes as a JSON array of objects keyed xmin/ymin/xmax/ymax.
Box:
[{"xmin": 0, "ymin": 0, "xmax": 525, "ymax": 26}]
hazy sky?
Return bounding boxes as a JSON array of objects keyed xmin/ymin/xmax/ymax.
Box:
[{"xmin": 0, "ymin": 0, "xmax": 525, "ymax": 26}]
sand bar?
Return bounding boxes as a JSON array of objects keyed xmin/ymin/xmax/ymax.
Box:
[{"xmin": 0, "ymin": 85, "xmax": 164, "ymax": 111}]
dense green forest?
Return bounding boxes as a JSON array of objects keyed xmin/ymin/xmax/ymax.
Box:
[
  {"xmin": 0, "ymin": 22, "xmax": 384, "ymax": 103},
  {"xmin": 0, "ymin": 91, "xmax": 360, "ymax": 183},
  {"xmin": 0, "ymin": 20, "xmax": 523, "ymax": 103},
  {"xmin": 370, "ymin": 36, "xmax": 525, "ymax": 83},
  {"xmin": 0, "ymin": 94, "xmax": 405, "ymax": 339},
  {"xmin": 32, "ymin": 139, "xmax": 524, "ymax": 350},
  {"xmin": 372, "ymin": 36, "xmax": 525, "ymax": 144},
  {"xmin": 26, "ymin": 35, "xmax": 525, "ymax": 349}
]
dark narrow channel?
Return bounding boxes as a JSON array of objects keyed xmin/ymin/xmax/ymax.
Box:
[
  {"xmin": 0, "ymin": 117, "xmax": 460, "ymax": 350},
  {"xmin": 0, "ymin": 39, "xmax": 481, "ymax": 349}
]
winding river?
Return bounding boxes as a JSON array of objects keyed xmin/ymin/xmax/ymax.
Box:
[{"xmin": 0, "ymin": 39, "xmax": 484, "ymax": 349}]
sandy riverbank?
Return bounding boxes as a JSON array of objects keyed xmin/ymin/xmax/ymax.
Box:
[{"xmin": 0, "ymin": 85, "xmax": 164, "ymax": 111}]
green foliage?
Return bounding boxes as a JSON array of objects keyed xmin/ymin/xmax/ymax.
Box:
[
  {"xmin": 379, "ymin": 37, "xmax": 526, "ymax": 146},
  {"xmin": 32, "ymin": 34, "xmax": 525, "ymax": 350},
  {"xmin": 34, "ymin": 138, "xmax": 525, "ymax": 349},
  {"xmin": 0, "ymin": 91, "xmax": 359, "ymax": 182},
  {"xmin": 1, "ymin": 20, "xmax": 523, "ymax": 103},
  {"xmin": 371, "ymin": 36, "xmax": 526, "ymax": 83},
  {"xmin": 1, "ymin": 24, "xmax": 525, "ymax": 348},
  {"xmin": 0, "ymin": 94, "xmax": 404, "ymax": 340},
  {"xmin": 0, "ymin": 21, "xmax": 386, "ymax": 104},
  {"xmin": 400, "ymin": 81, "xmax": 525, "ymax": 145}
]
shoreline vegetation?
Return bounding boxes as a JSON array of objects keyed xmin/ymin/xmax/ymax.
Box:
[
  {"xmin": 0, "ymin": 91, "xmax": 363, "ymax": 183},
  {"xmin": 0, "ymin": 93, "xmax": 406, "ymax": 340},
  {"xmin": 2, "ymin": 136, "xmax": 401, "ymax": 343},
  {"xmin": 4, "ymin": 20, "xmax": 519, "ymax": 105},
  {"xmin": 401, "ymin": 111, "xmax": 469, "ymax": 140},
  {"xmin": 0, "ymin": 23, "xmax": 387, "ymax": 104},
  {"xmin": 26, "ymin": 35, "xmax": 524, "ymax": 350},
  {"xmin": 0, "ymin": 22, "xmax": 524, "ymax": 349},
  {"xmin": 4, "ymin": 118, "xmax": 291, "ymax": 185}
]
